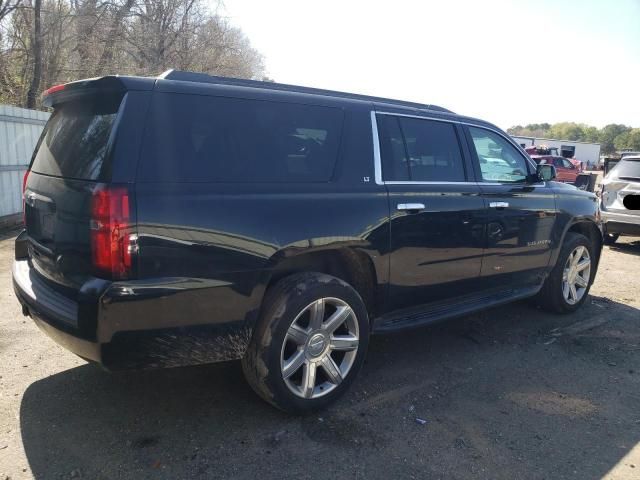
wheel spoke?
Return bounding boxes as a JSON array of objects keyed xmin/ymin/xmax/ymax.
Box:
[
  {"xmin": 562, "ymin": 269, "xmax": 569, "ymax": 282},
  {"xmin": 320, "ymin": 355, "xmax": 343, "ymax": 385},
  {"xmin": 575, "ymin": 275, "xmax": 588, "ymax": 288},
  {"xmin": 563, "ymin": 281, "xmax": 570, "ymax": 300},
  {"xmin": 282, "ymin": 350, "xmax": 306, "ymax": 379},
  {"xmin": 572, "ymin": 247, "xmax": 584, "ymax": 267},
  {"xmin": 576, "ymin": 259, "xmax": 590, "ymax": 272},
  {"xmin": 301, "ymin": 361, "xmax": 317, "ymax": 398},
  {"xmin": 323, "ymin": 305, "xmax": 352, "ymax": 333},
  {"xmin": 330, "ymin": 334, "xmax": 359, "ymax": 351},
  {"xmin": 309, "ymin": 299, "xmax": 325, "ymax": 330},
  {"xmin": 287, "ymin": 324, "xmax": 308, "ymax": 345},
  {"xmin": 570, "ymin": 284, "xmax": 578, "ymax": 302}
]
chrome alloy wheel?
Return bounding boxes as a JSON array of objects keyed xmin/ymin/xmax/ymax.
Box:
[
  {"xmin": 280, "ymin": 297, "xmax": 360, "ymax": 399},
  {"xmin": 562, "ymin": 245, "xmax": 591, "ymax": 305}
]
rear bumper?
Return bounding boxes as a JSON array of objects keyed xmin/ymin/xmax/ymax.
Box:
[
  {"xmin": 13, "ymin": 256, "xmax": 255, "ymax": 369},
  {"xmin": 601, "ymin": 210, "xmax": 640, "ymax": 236},
  {"xmin": 13, "ymin": 261, "xmax": 102, "ymax": 362}
]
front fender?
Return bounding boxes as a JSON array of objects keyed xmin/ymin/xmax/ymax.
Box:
[{"xmin": 549, "ymin": 185, "xmax": 602, "ymax": 268}]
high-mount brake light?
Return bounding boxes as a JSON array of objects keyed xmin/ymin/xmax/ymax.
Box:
[
  {"xmin": 90, "ymin": 186, "xmax": 133, "ymax": 280},
  {"xmin": 43, "ymin": 84, "xmax": 66, "ymax": 97}
]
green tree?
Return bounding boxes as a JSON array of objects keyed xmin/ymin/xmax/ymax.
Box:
[
  {"xmin": 548, "ymin": 122, "xmax": 586, "ymax": 141},
  {"xmin": 600, "ymin": 124, "xmax": 632, "ymax": 154},
  {"xmin": 614, "ymin": 129, "xmax": 640, "ymax": 151},
  {"xmin": 583, "ymin": 126, "xmax": 600, "ymax": 143}
]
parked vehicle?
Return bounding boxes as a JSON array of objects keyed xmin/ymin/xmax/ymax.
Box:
[
  {"xmin": 601, "ymin": 156, "xmax": 640, "ymax": 244},
  {"xmin": 569, "ymin": 158, "xmax": 585, "ymax": 172},
  {"xmin": 13, "ymin": 71, "xmax": 603, "ymax": 412},
  {"xmin": 530, "ymin": 155, "xmax": 581, "ymax": 183},
  {"xmin": 516, "ymin": 137, "xmax": 601, "ymax": 167}
]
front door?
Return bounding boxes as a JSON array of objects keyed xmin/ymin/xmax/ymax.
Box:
[
  {"xmin": 376, "ymin": 113, "xmax": 486, "ymax": 312},
  {"xmin": 464, "ymin": 125, "xmax": 558, "ymax": 290}
]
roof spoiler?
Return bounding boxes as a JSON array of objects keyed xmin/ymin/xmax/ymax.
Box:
[{"xmin": 41, "ymin": 75, "xmax": 154, "ymax": 107}]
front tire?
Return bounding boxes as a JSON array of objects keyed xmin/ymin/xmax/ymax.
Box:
[
  {"xmin": 537, "ymin": 232, "xmax": 595, "ymax": 313},
  {"xmin": 242, "ymin": 272, "xmax": 370, "ymax": 413}
]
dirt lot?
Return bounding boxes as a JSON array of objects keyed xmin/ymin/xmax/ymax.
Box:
[{"xmin": 1, "ymin": 229, "xmax": 639, "ymax": 480}]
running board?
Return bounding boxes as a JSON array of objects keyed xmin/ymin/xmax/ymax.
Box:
[{"xmin": 372, "ymin": 285, "xmax": 541, "ymax": 333}]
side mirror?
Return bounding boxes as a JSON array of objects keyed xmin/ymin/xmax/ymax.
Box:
[{"xmin": 537, "ymin": 163, "xmax": 557, "ymax": 181}]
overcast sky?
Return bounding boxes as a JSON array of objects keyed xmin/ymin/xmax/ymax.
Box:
[{"xmin": 221, "ymin": 0, "xmax": 640, "ymax": 130}]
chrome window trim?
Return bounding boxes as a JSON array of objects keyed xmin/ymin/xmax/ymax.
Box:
[
  {"xmin": 371, "ymin": 110, "xmax": 537, "ymax": 186},
  {"xmin": 370, "ymin": 110, "xmax": 384, "ymax": 185},
  {"xmin": 384, "ymin": 180, "xmax": 502, "ymax": 186}
]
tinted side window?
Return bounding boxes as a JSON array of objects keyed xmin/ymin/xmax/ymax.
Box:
[
  {"xmin": 140, "ymin": 93, "xmax": 344, "ymax": 183},
  {"xmin": 468, "ymin": 127, "xmax": 529, "ymax": 183},
  {"xmin": 377, "ymin": 115, "xmax": 465, "ymax": 182},
  {"xmin": 377, "ymin": 115, "xmax": 409, "ymax": 181}
]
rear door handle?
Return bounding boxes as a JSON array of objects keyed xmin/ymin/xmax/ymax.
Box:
[
  {"xmin": 489, "ymin": 202, "xmax": 509, "ymax": 209},
  {"xmin": 397, "ymin": 203, "xmax": 425, "ymax": 212}
]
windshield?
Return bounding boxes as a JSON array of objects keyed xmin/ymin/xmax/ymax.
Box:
[{"xmin": 31, "ymin": 93, "xmax": 124, "ymax": 181}]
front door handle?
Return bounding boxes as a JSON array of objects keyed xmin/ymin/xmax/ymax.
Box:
[
  {"xmin": 489, "ymin": 201, "xmax": 509, "ymax": 209},
  {"xmin": 397, "ymin": 203, "xmax": 425, "ymax": 212}
]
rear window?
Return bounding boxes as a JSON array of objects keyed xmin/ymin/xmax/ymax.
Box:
[
  {"xmin": 139, "ymin": 93, "xmax": 344, "ymax": 183},
  {"xmin": 377, "ymin": 115, "xmax": 466, "ymax": 182},
  {"xmin": 31, "ymin": 93, "xmax": 124, "ymax": 181},
  {"xmin": 610, "ymin": 158, "xmax": 640, "ymax": 179}
]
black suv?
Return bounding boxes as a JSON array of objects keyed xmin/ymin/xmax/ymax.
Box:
[{"xmin": 13, "ymin": 71, "xmax": 602, "ymax": 412}]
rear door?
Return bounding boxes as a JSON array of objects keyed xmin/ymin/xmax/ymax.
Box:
[
  {"xmin": 464, "ymin": 125, "xmax": 557, "ymax": 289},
  {"xmin": 375, "ymin": 112, "xmax": 486, "ymax": 311}
]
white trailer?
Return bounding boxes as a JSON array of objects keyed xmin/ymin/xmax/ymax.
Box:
[{"xmin": 511, "ymin": 136, "xmax": 601, "ymax": 168}]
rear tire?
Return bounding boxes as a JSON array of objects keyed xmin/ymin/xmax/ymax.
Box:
[
  {"xmin": 536, "ymin": 232, "xmax": 595, "ymax": 314},
  {"xmin": 242, "ymin": 272, "xmax": 369, "ymax": 413}
]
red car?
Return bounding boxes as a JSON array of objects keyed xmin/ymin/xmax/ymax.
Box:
[{"xmin": 530, "ymin": 155, "xmax": 581, "ymax": 183}]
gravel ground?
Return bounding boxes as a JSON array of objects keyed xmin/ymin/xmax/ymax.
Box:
[{"xmin": 1, "ymin": 229, "xmax": 639, "ymax": 480}]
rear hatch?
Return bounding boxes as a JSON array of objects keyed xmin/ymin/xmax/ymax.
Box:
[
  {"xmin": 602, "ymin": 157, "xmax": 640, "ymax": 215},
  {"xmin": 24, "ymin": 84, "xmax": 132, "ymax": 292}
]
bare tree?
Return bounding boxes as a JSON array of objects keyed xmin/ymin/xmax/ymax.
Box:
[
  {"xmin": 0, "ymin": 0, "xmax": 22, "ymax": 23},
  {"xmin": 25, "ymin": 0, "xmax": 41, "ymax": 107},
  {"xmin": 1, "ymin": 0, "xmax": 267, "ymax": 108},
  {"xmin": 93, "ymin": 0, "xmax": 135, "ymax": 75}
]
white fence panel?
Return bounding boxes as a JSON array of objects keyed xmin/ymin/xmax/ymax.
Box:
[{"xmin": 0, "ymin": 105, "xmax": 49, "ymax": 218}]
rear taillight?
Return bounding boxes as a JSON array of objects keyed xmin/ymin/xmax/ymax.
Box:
[
  {"xmin": 22, "ymin": 170, "xmax": 30, "ymax": 224},
  {"xmin": 91, "ymin": 186, "xmax": 134, "ymax": 280}
]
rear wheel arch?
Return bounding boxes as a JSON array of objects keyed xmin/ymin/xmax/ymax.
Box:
[{"xmin": 263, "ymin": 248, "xmax": 379, "ymax": 320}]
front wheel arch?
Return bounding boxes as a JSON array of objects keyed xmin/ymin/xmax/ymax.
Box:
[{"xmin": 550, "ymin": 219, "xmax": 602, "ymax": 271}]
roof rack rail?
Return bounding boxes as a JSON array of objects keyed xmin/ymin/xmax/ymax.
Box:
[{"xmin": 158, "ymin": 69, "xmax": 453, "ymax": 114}]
